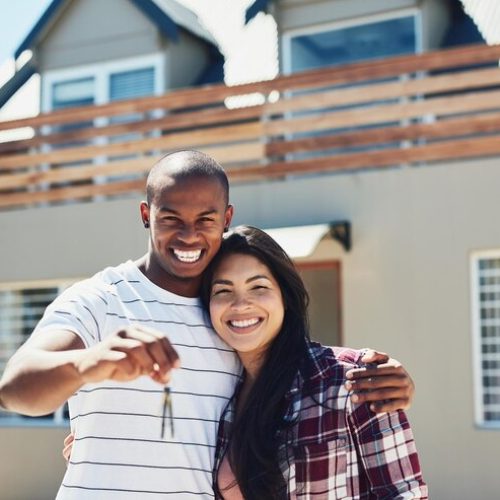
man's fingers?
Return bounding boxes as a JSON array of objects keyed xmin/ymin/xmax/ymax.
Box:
[
  {"xmin": 349, "ymin": 386, "xmax": 410, "ymax": 404},
  {"xmin": 369, "ymin": 399, "xmax": 410, "ymax": 413},
  {"xmin": 346, "ymin": 363, "xmax": 405, "ymax": 380},
  {"xmin": 345, "ymin": 374, "xmax": 411, "ymax": 391},
  {"xmin": 360, "ymin": 348, "xmax": 389, "ymax": 364},
  {"xmin": 113, "ymin": 329, "xmax": 180, "ymax": 383}
]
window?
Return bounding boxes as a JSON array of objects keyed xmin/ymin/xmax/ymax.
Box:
[
  {"xmin": 42, "ymin": 55, "xmax": 164, "ymax": 193},
  {"xmin": 52, "ymin": 77, "xmax": 95, "ymax": 110},
  {"xmin": 0, "ymin": 283, "xmax": 72, "ymax": 425},
  {"xmin": 280, "ymin": 12, "xmax": 421, "ymax": 163},
  {"xmin": 284, "ymin": 13, "xmax": 420, "ymax": 73},
  {"xmin": 471, "ymin": 252, "xmax": 500, "ymax": 427}
]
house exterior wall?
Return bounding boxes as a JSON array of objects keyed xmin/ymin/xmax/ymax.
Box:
[
  {"xmin": 275, "ymin": 0, "xmax": 420, "ymax": 32},
  {"xmin": 165, "ymin": 29, "xmax": 212, "ymax": 89},
  {"xmin": 0, "ymin": 426, "xmax": 68, "ymax": 499},
  {"xmin": 36, "ymin": 0, "xmax": 214, "ymax": 92},
  {"xmin": 38, "ymin": 0, "xmax": 162, "ymax": 71},
  {"xmin": 0, "ymin": 157, "xmax": 499, "ymax": 498},
  {"xmin": 275, "ymin": 0, "xmax": 453, "ymax": 67}
]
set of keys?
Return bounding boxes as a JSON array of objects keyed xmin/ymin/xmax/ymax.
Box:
[{"xmin": 160, "ymin": 386, "xmax": 174, "ymax": 439}]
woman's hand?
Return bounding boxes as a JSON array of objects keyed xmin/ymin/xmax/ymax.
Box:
[
  {"xmin": 62, "ymin": 432, "xmax": 75, "ymax": 465},
  {"xmin": 345, "ymin": 349, "xmax": 415, "ymax": 413}
]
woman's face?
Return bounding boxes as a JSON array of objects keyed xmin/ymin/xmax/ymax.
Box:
[{"xmin": 209, "ymin": 253, "xmax": 285, "ymax": 363}]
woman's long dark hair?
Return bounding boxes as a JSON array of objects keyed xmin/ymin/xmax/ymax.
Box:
[{"xmin": 200, "ymin": 225, "xmax": 310, "ymax": 499}]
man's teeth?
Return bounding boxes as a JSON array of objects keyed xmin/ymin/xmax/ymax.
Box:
[
  {"xmin": 230, "ymin": 318, "xmax": 260, "ymax": 328},
  {"xmin": 173, "ymin": 249, "xmax": 202, "ymax": 263}
]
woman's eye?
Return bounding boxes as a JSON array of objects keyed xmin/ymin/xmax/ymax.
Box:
[{"xmin": 212, "ymin": 288, "xmax": 230, "ymax": 296}]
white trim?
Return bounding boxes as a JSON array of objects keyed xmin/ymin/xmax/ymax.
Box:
[
  {"xmin": 42, "ymin": 53, "xmax": 165, "ymax": 112},
  {"xmin": 281, "ymin": 8, "xmax": 422, "ymax": 74},
  {"xmin": 470, "ymin": 249, "xmax": 500, "ymax": 429}
]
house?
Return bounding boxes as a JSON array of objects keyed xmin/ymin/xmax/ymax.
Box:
[
  {"xmin": 1, "ymin": 0, "xmax": 500, "ymax": 498},
  {"xmin": 0, "ymin": 0, "xmax": 224, "ymax": 110}
]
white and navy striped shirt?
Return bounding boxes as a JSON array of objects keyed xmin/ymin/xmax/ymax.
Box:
[{"xmin": 33, "ymin": 261, "xmax": 241, "ymax": 499}]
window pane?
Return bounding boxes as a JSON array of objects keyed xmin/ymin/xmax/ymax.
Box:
[
  {"xmin": 474, "ymin": 253, "xmax": 500, "ymax": 425},
  {"xmin": 52, "ymin": 77, "xmax": 95, "ymax": 110},
  {"xmin": 291, "ymin": 16, "xmax": 416, "ymax": 72},
  {"xmin": 109, "ymin": 67, "xmax": 155, "ymax": 102},
  {"xmin": 0, "ymin": 285, "xmax": 70, "ymax": 424}
]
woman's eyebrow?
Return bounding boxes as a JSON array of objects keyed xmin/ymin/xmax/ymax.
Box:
[
  {"xmin": 212, "ymin": 275, "xmax": 271, "ymax": 286},
  {"xmin": 246, "ymin": 275, "xmax": 272, "ymax": 284},
  {"xmin": 212, "ymin": 279, "xmax": 233, "ymax": 286}
]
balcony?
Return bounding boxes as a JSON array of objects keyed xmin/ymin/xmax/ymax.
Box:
[{"xmin": 1, "ymin": 43, "xmax": 500, "ymax": 211}]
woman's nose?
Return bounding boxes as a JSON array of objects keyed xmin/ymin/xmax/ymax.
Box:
[{"xmin": 230, "ymin": 294, "xmax": 251, "ymax": 310}]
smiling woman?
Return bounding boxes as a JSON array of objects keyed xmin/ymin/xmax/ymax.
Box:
[
  {"xmin": 209, "ymin": 253, "xmax": 285, "ymax": 376},
  {"xmin": 200, "ymin": 226, "xmax": 427, "ymax": 499}
]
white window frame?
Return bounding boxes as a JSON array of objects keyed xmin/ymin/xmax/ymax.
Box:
[
  {"xmin": 41, "ymin": 53, "xmax": 165, "ymax": 112},
  {"xmin": 471, "ymin": 250, "xmax": 500, "ymax": 429},
  {"xmin": 281, "ymin": 8, "xmax": 423, "ymax": 75},
  {"xmin": 0, "ymin": 279, "xmax": 76, "ymax": 428},
  {"xmin": 39, "ymin": 54, "xmax": 165, "ymax": 193}
]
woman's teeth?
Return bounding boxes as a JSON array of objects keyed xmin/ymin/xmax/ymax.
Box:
[
  {"xmin": 230, "ymin": 318, "xmax": 260, "ymax": 328},
  {"xmin": 173, "ymin": 249, "xmax": 202, "ymax": 263}
]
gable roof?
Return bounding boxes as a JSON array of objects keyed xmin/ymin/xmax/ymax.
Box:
[
  {"xmin": 245, "ymin": 0, "xmax": 272, "ymax": 24},
  {"xmin": 1, "ymin": 0, "xmax": 223, "ymax": 109},
  {"xmin": 14, "ymin": 0, "xmax": 220, "ymax": 59}
]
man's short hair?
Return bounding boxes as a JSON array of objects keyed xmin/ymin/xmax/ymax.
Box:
[{"xmin": 146, "ymin": 150, "xmax": 229, "ymax": 205}]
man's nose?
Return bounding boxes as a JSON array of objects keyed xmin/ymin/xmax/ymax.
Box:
[{"xmin": 177, "ymin": 225, "xmax": 199, "ymax": 244}]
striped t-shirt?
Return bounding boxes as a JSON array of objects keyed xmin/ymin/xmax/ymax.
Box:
[{"xmin": 33, "ymin": 261, "xmax": 241, "ymax": 499}]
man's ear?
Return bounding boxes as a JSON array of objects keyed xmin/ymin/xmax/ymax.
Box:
[
  {"xmin": 140, "ymin": 201, "xmax": 150, "ymax": 228},
  {"xmin": 224, "ymin": 204, "xmax": 234, "ymax": 230}
]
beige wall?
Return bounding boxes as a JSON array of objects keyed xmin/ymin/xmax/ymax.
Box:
[
  {"xmin": 0, "ymin": 426, "xmax": 68, "ymax": 499},
  {"xmin": 1, "ymin": 157, "xmax": 500, "ymax": 497},
  {"xmin": 230, "ymin": 157, "xmax": 500, "ymax": 499}
]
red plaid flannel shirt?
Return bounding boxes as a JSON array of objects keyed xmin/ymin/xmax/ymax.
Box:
[{"xmin": 213, "ymin": 342, "xmax": 427, "ymax": 499}]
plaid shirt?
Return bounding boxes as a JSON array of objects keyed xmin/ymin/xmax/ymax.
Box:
[{"xmin": 213, "ymin": 342, "xmax": 427, "ymax": 499}]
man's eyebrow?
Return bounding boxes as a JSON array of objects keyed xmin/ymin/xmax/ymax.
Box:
[{"xmin": 157, "ymin": 207, "xmax": 218, "ymax": 216}]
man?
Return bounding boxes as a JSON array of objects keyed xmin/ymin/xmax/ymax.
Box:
[{"xmin": 0, "ymin": 151, "xmax": 414, "ymax": 498}]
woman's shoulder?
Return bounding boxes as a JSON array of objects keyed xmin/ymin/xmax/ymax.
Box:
[{"xmin": 304, "ymin": 341, "xmax": 365, "ymax": 382}]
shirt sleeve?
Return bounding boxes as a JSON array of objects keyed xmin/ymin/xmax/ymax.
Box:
[
  {"xmin": 347, "ymin": 402, "xmax": 428, "ymax": 498},
  {"xmin": 32, "ymin": 280, "xmax": 108, "ymax": 348}
]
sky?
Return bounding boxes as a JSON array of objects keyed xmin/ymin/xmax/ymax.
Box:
[{"xmin": 0, "ymin": 0, "xmax": 277, "ymax": 123}]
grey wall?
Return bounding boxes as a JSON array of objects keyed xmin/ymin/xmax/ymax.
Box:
[
  {"xmin": 38, "ymin": 0, "xmax": 162, "ymax": 71},
  {"xmin": 1, "ymin": 157, "xmax": 500, "ymax": 497},
  {"xmin": 276, "ymin": 0, "xmax": 420, "ymax": 32}
]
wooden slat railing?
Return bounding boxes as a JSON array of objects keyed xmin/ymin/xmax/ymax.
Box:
[{"xmin": 2, "ymin": 43, "xmax": 500, "ymax": 209}]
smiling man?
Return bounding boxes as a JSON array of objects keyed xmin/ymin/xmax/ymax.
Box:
[{"xmin": 0, "ymin": 150, "xmax": 414, "ymax": 499}]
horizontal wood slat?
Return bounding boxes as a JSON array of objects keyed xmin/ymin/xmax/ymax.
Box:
[
  {"xmin": 229, "ymin": 134, "xmax": 500, "ymax": 182},
  {"xmin": 2, "ymin": 43, "xmax": 500, "ymax": 210}
]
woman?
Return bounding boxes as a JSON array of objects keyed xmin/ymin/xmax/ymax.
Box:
[{"xmin": 200, "ymin": 225, "xmax": 427, "ymax": 499}]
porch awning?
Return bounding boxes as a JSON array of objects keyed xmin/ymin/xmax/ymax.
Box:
[{"xmin": 264, "ymin": 221, "xmax": 351, "ymax": 258}]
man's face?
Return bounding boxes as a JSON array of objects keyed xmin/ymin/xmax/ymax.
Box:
[{"xmin": 141, "ymin": 175, "xmax": 233, "ymax": 296}]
